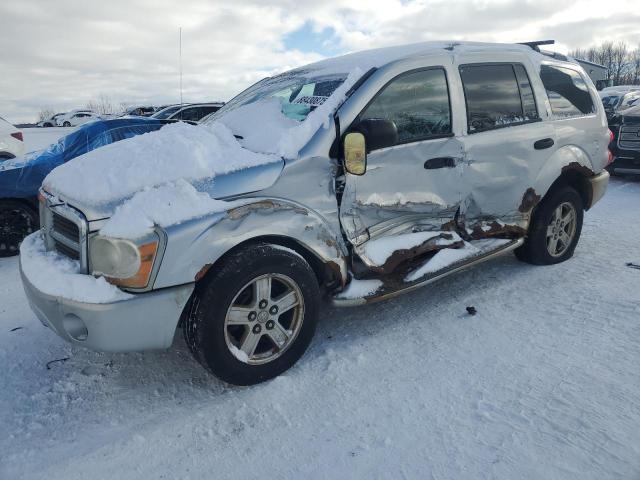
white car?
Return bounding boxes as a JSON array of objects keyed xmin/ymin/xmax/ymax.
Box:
[
  {"xmin": 37, "ymin": 112, "xmax": 67, "ymax": 128},
  {"xmin": 58, "ymin": 111, "xmax": 101, "ymax": 127},
  {"xmin": 55, "ymin": 109, "xmax": 97, "ymax": 127},
  {"xmin": 0, "ymin": 116, "xmax": 24, "ymax": 160}
]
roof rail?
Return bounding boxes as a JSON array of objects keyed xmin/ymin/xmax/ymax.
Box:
[{"xmin": 518, "ymin": 40, "xmax": 555, "ymax": 52}]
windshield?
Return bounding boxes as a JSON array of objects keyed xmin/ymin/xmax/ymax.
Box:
[
  {"xmin": 152, "ymin": 105, "xmax": 181, "ymax": 119},
  {"xmin": 204, "ymin": 69, "xmax": 348, "ymax": 125}
]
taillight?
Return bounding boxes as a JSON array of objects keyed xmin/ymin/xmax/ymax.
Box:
[
  {"xmin": 606, "ymin": 129, "xmax": 615, "ymax": 166},
  {"xmin": 608, "ymin": 129, "xmax": 615, "ymax": 143},
  {"xmin": 10, "ymin": 132, "xmax": 23, "ymax": 142}
]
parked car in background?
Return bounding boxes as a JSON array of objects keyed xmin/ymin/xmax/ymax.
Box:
[
  {"xmin": 601, "ymin": 89, "xmax": 640, "ymax": 120},
  {"xmin": 123, "ymin": 105, "xmax": 157, "ymax": 117},
  {"xmin": 0, "ymin": 116, "xmax": 24, "ymax": 160},
  {"xmin": 151, "ymin": 104, "xmax": 182, "ymax": 119},
  {"xmin": 153, "ymin": 102, "xmax": 224, "ymax": 122},
  {"xmin": 37, "ymin": 113, "xmax": 67, "ymax": 128},
  {"xmin": 63, "ymin": 111, "xmax": 102, "ymax": 127},
  {"xmin": 55, "ymin": 109, "xmax": 96, "ymax": 126},
  {"xmin": 0, "ymin": 117, "xmax": 168, "ymax": 256},
  {"xmin": 22, "ymin": 41, "xmax": 610, "ymax": 385},
  {"xmin": 608, "ymin": 104, "xmax": 640, "ymax": 175}
]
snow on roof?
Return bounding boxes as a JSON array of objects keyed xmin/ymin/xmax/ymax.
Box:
[{"xmin": 298, "ymin": 41, "xmax": 543, "ymax": 75}]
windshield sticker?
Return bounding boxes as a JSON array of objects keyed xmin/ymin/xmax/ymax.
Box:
[{"xmin": 293, "ymin": 95, "xmax": 329, "ymax": 106}]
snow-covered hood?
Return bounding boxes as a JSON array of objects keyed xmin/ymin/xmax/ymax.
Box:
[
  {"xmin": 45, "ymin": 159, "xmax": 285, "ymax": 223},
  {"xmin": 42, "ymin": 122, "xmax": 285, "ymax": 224}
]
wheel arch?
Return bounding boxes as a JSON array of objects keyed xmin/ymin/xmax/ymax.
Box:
[
  {"xmin": 532, "ymin": 144, "xmax": 598, "ymax": 215},
  {"xmin": 195, "ymin": 235, "xmax": 345, "ymax": 292}
]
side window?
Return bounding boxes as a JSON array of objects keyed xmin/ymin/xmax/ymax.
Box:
[
  {"xmin": 540, "ymin": 65, "xmax": 595, "ymax": 117},
  {"xmin": 177, "ymin": 108, "xmax": 195, "ymax": 121},
  {"xmin": 360, "ymin": 68, "xmax": 451, "ymax": 146},
  {"xmin": 514, "ymin": 65, "xmax": 538, "ymax": 120},
  {"xmin": 460, "ymin": 64, "xmax": 538, "ymax": 133}
]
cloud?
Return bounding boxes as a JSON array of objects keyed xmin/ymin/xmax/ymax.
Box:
[{"xmin": 0, "ymin": 0, "xmax": 638, "ymax": 122}]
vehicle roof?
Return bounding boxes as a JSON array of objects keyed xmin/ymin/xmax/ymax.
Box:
[
  {"xmin": 176, "ymin": 102, "xmax": 224, "ymax": 108},
  {"xmin": 622, "ymin": 105, "xmax": 640, "ymax": 116},
  {"xmin": 297, "ymin": 41, "xmax": 552, "ymax": 75}
]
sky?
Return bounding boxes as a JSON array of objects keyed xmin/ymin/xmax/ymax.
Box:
[{"xmin": 1, "ymin": 0, "xmax": 639, "ymax": 123}]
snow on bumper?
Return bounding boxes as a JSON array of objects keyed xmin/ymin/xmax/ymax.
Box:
[{"xmin": 19, "ymin": 232, "xmax": 194, "ymax": 352}]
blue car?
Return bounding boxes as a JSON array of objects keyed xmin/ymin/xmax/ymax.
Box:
[{"xmin": 0, "ymin": 118, "xmax": 168, "ymax": 256}]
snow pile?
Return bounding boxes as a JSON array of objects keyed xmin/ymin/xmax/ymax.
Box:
[
  {"xmin": 100, "ymin": 179, "xmax": 230, "ymax": 239},
  {"xmin": 219, "ymin": 68, "xmax": 362, "ymax": 158},
  {"xmin": 43, "ymin": 121, "xmax": 281, "ymax": 206},
  {"xmin": 362, "ymin": 191, "xmax": 448, "ymax": 206},
  {"xmin": 362, "ymin": 231, "xmax": 461, "ymax": 266},
  {"xmin": 405, "ymin": 242, "xmax": 480, "ymax": 282},
  {"xmin": 20, "ymin": 233, "xmax": 132, "ymax": 303},
  {"xmin": 216, "ymin": 98, "xmax": 299, "ymax": 155},
  {"xmin": 335, "ymin": 278, "xmax": 383, "ymax": 299}
]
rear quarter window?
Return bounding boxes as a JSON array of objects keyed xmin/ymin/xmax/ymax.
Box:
[{"xmin": 540, "ymin": 65, "xmax": 595, "ymax": 118}]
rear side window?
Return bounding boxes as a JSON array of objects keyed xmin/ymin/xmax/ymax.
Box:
[
  {"xmin": 540, "ymin": 65, "xmax": 595, "ymax": 117},
  {"xmin": 460, "ymin": 64, "xmax": 539, "ymax": 133},
  {"xmin": 360, "ymin": 68, "xmax": 452, "ymax": 145}
]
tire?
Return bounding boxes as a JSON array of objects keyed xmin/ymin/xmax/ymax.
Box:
[
  {"xmin": 183, "ymin": 243, "xmax": 320, "ymax": 386},
  {"xmin": 63, "ymin": 121, "xmax": 71, "ymax": 127},
  {"xmin": 0, "ymin": 201, "xmax": 39, "ymax": 258},
  {"xmin": 515, "ymin": 186, "xmax": 583, "ymax": 265},
  {"xmin": 44, "ymin": 122, "xmax": 52, "ymax": 128}
]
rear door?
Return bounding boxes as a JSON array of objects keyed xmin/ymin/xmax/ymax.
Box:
[
  {"xmin": 339, "ymin": 66, "xmax": 465, "ymax": 247},
  {"xmin": 456, "ymin": 60, "xmax": 556, "ymax": 235}
]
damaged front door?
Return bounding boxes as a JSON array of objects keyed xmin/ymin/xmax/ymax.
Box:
[{"xmin": 339, "ymin": 67, "xmax": 465, "ymax": 260}]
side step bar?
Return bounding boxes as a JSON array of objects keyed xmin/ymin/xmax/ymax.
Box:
[{"xmin": 332, "ymin": 238, "xmax": 524, "ymax": 307}]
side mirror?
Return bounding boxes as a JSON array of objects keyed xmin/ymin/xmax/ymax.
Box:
[
  {"xmin": 343, "ymin": 132, "xmax": 367, "ymax": 175},
  {"xmin": 354, "ymin": 118, "xmax": 398, "ymax": 151}
]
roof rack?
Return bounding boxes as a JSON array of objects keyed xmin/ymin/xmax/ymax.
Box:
[{"xmin": 518, "ymin": 40, "xmax": 555, "ymax": 52}]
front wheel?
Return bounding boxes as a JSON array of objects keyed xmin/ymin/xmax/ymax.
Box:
[
  {"xmin": 0, "ymin": 201, "xmax": 39, "ymax": 257},
  {"xmin": 515, "ymin": 186, "xmax": 583, "ymax": 265},
  {"xmin": 63, "ymin": 121, "xmax": 71, "ymax": 127},
  {"xmin": 183, "ymin": 243, "xmax": 320, "ymax": 386}
]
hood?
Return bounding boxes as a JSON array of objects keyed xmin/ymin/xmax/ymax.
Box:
[{"xmin": 46, "ymin": 160, "xmax": 284, "ymax": 222}]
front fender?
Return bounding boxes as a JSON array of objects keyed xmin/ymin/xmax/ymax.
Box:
[{"xmin": 152, "ymin": 197, "xmax": 349, "ymax": 289}]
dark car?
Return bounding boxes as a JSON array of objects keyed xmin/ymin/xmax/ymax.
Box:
[
  {"xmin": 152, "ymin": 103, "xmax": 224, "ymax": 122},
  {"xmin": 608, "ymin": 105, "xmax": 640, "ymax": 175},
  {"xmin": 0, "ymin": 117, "xmax": 168, "ymax": 256}
]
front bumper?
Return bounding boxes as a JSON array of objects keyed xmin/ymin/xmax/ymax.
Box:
[
  {"xmin": 609, "ymin": 153, "xmax": 640, "ymax": 175},
  {"xmin": 587, "ymin": 170, "xmax": 609, "ymax": 208},
  {"xmin": 20, "ymin": 258, "xmax": 194, "ymax": 352}
]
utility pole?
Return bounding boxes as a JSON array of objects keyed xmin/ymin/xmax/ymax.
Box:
[{"xmin": 179, "ymin": 26, "xmax": 183, "ymax": 106}]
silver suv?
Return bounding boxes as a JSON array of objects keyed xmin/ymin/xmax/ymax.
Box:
[{"xmin": 21, "ymin": 41, "xmax": 610, "ymax": 385}]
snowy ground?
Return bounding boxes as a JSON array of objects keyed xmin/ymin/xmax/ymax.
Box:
[
  {"xmin": 1, "ymin": 175, "xmax": 639, "ymax": 479},
  {"xmin": 21, "ymin": 127, "xmax": 73, "ymax": 153}
]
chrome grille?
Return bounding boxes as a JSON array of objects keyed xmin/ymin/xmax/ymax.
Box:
[
  {"xmin": 53, "ymin": 238, "xmax": 80, "ymax": 259},
  {"xmin": 618, "ymin": 125, "xmax": 640, "ymax": 151},
  {"xmin": 52, "ymin": 212, "xmax": 80, "ymax": 242},
  {"xmin": 40, "ymin": 194, "xmax": 88, "ymax": 270}
]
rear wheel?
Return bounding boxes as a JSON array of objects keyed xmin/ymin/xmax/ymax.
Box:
[
  {"xmin": 183, "ymin": 243, "xmax": 320, "ymax": 386},
  {"xmin": 515, "ymin": 186, "xmax": 583, "ymax": 265},
  {"xmin": 0, "ymin": 201, "xmax": 38, "ymax": 257}
]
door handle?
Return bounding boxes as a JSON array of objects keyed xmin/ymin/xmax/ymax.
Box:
[
  {"xmin": 534, "ymin": 138, "xmax": 554, "ymax": 150},
  {"xmin": 424, "ymin": 157, "xmax": 456, "ymax": 169}
]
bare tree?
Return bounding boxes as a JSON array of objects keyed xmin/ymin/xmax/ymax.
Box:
[
  {"xmin": 85, "ymin": 93, "xmax": 120, "ymax": 116},
  {"xmin": 570, "ymin": 40, "xmax": 640, "ymax": 86},
  {"xmin": 37, "ymin": 107, "xmax": 55, "ymax": 122}
]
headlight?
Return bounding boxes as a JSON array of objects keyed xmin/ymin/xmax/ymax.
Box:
[{"xmin": 89, "ymin": 234, "xmax": 160, "ymax": 289}]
